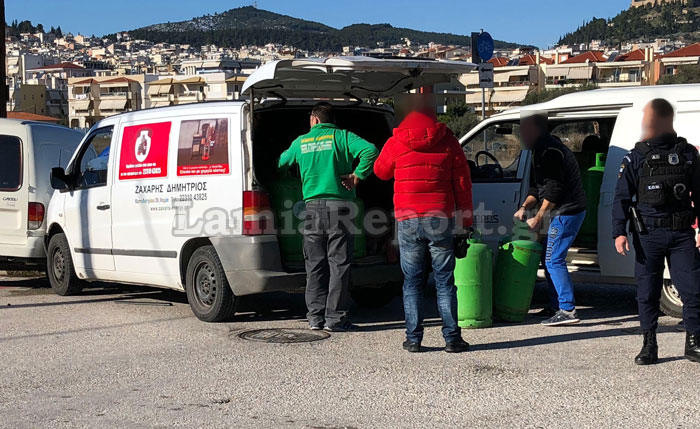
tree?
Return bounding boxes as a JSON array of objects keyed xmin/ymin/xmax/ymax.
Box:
[
  {"xmin": 657, "ymin": 64, "xmax": 700, "ymax": 84},
  {"xmin": 438, "ymin": 101, "xmax": 480, "ymax": 138},
  {"xmin": 36, "ymin": 23, "xmax": 44, "ymax": 33},
  {"xmin": 55, "ymin": 26, "xmax": 63, "ymax": 38}
]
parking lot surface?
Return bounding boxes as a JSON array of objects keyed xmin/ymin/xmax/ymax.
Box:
[{"xmin": 1, "ymin": 273, "xmax": 699, "ymax": 428}]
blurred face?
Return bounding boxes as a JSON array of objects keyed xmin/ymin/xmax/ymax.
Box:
[
  {"xmin": 520, "ymin": 117, "xmax": 542, "ymax": 150},
  {"xmin": 641, "ymin": 103, "xmax": 674, "ymax": 141}
]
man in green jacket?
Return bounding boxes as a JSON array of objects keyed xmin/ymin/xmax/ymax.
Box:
[{"xmin": 278, "ymin": 102, "xmax": 378, "ymax": 332}]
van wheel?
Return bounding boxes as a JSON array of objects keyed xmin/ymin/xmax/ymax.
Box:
[
  {"xmin": 47, "ymin": 233, "xmax": 84, "ymax": 296},
  {"xmin": 185, "ymin": 245, "xmax": 237, "ymax": 322},
  {"xmin": 660, "ymin": 280, "xmax": 683, "ymax": 319},
  {"xmin": 350, "ymin": 284, "xmax": 397, "ymax": 308}
]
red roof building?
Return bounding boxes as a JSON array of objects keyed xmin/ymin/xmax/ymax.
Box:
[
  {"xmin": 519, "ymin": 54, "xmax": 554, "ymax": 66},
  {"xmin": 617, "ymin": 49, "xmax": 646, "ymax": 62},
  {"xmin": 561, "ymin": 51, "xmax": 608, "ymax": 64},
  {"xmin": 663, "ymin": 43, "xmax": 700, "ymax": 58},
  {"xmin": 29, "ymin": 62, "xmax": 85, "ymax": 71},
  {"xmin": 488, "ymin": 57, "xmax": 509, "ymax": 67}
]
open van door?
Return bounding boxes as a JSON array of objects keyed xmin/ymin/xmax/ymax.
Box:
[
  {"xmin": 242, "ymin": 56, "xmax": 476, "ymax": 99},
  {"xmin": 460, "ymin": 118, "xmax": 530, "ymax": 250}
]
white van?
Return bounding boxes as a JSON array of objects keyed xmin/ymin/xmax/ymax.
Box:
[
  {"xmin": 45, "ymin": 57, "xmax": 476, "ymax": 322},
  {"xmin": 0, "ymin": 119, "xmax": 83, "ymax": 270},
  {"xmin": 461, "ymin": 84, "xmax": 700, "ymax": 319}
]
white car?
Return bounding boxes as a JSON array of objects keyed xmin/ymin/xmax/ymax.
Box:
[
  {"xmin": 461, "ymin": 84, "xmax": 700, "ymax": 318},
  {"xmin": 45, "ymin": 57, "xmax": 476, "ymax": 322},
  {"xmin": 0, "ymin": 119, "xmax": 83, "ymax": 270}
]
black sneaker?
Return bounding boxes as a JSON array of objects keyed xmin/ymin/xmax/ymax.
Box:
[
  {"xmin": 541, "ymin": 309, "xmax": 580, "ymax": 326},
  {"xmin": 445, "ymin": 339, "xmax": 470, "ymax": 353},
  {"xmin": 402, "ymin": 340, "xmax": 422, "ymax": 353},
  {"xmin": 533, "ymin": 308, "xmax": 557, "ymax": 318},
  {"xmin": 324, "ymin": 322, "xmax": 358, "ymax": 332}
]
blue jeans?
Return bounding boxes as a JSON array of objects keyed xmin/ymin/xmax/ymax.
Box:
[
  {"xmin": 398, "ymin": 217, "xmax": 461, "ymax": 344},
  {"xmin": 542, "ymin": 211, "xmax": 586, "ymax": 312}
]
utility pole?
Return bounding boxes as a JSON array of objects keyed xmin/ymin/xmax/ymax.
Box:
[{"xmin": 0, "ymin": 0, "xmax": 6, "ymax": 118}]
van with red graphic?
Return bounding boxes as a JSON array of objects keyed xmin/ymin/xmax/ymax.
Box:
[
  {"xmin": 0, "ymin": 119, "xmax": 83, "ymax": 270},
  {"xmin": 44, "ymin": 57, "xmax": 476, "ymax": 322}
]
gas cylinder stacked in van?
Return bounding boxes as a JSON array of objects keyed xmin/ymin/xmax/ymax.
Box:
[{"xmin": 268, "ymin": 171, "xmax": 367, "ymax": 263}]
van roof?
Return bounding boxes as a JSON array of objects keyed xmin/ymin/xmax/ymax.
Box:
[
  {"xmin": 491, "ymin": 84, "xmax": 700, "ymax": 120},
  {"xmin": 98, "ymin": 100, "xmax": 247, "ymax": 124},
  {"xmin": 0, "ymin": 117, "xmax": 76, "ymax": 131}
]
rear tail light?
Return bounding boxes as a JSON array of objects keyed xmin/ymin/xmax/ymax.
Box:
[
  {"xmin": 28, "ymin": 202, "xmax": 45, "ymax": 230},
  {"xmin": 242, "ymin": 190, "xmax": 274, "ymax": 235}
]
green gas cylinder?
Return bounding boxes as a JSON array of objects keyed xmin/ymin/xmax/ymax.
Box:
[
  {"xmin": 577, "ymin": 153, "xmax": 606, "ymax": 246},
  {"xmin": 493, "ymin": 239, "xmax": 542, "ymax": 322},
  {"xmin": 454, "ymin": 232, "xmax": 493, "ymax": 328},
  {"xmin": 269, "ymin": 174, "xmax": 305, "ymax": 262}
]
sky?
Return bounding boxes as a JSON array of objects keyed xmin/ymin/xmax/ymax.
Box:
[{"xmin": 6, "ymin": 0, "xmax": 629, "ymax": 48}]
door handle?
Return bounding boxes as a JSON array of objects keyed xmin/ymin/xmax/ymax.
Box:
[{"xmin": 96, "ymin": 204, "xmax": 111, "ymax": 211}]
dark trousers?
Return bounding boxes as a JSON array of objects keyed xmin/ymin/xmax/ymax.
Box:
[
  {"xmin": 632, "ymin": 227, "xmax": 700, "ymax": 334},
  {"xmin": 303, "ymin": 199, "xmax": 355, "ymax": 328}
]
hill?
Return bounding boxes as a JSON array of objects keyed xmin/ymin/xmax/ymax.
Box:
[
  {"xmin": 559, "ymin": 0, "xmax": 700, "ymax": 45},
  {"xmin": 116, "ymin": 6, "xmax": 520, "ymax": 52}
]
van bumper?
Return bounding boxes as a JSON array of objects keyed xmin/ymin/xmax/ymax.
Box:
[
  {"xmin": 0, "ymin": 236, "xmax": 46, "ymax": 269},
  {"xmin": 209, "ymin": 235, "xmax": 402, "ymax": 296}
]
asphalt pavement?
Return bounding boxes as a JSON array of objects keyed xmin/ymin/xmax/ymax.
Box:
[{"xmin": 1, "ymin": 273, "xmax": 699, "ymax": 428}]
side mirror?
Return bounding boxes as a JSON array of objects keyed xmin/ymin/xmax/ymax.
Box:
[{"xmin": 50, "ymin": 167, "xmax": 71, "ymax": 191}]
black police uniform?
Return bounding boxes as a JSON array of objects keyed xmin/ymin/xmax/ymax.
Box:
[{"xmin": 612, "ymin": 133, "xmax": 700, "ymax": 335}]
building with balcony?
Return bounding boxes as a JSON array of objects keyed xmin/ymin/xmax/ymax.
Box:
[
  {"xmin": 459, "ymin": 54, "xmax": 549, "ymax": 114},
  {"xmin": 24, "ymin": 62, "xmax": 94, "ymax": 120},
  {"xmin": 545, "ymin": 51, "xmax": 608, "ymax": 88},
  {"xmin": 146, "ymin": 73, "xmax": 248, "ymax": 108},
  {"xmin": 595, "ymin": 49, "xmax": 654, "ymax": 87},
  {"xmin": 68, "ymin": 75, "xmax": 147, "ymax": 128}
]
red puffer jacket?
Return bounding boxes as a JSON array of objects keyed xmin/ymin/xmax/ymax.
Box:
[{"xmin": 374, "ymin": 111, "xmax": 473, "ymax": 226}]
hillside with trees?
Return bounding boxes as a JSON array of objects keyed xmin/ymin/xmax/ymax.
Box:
[
  {"xmin": 115, "ymin": 6, "xmax": 520, "ymax": 51},
  {"xmin": 559, "ymin": 0, "xmax": 700, "ymax": 46}
]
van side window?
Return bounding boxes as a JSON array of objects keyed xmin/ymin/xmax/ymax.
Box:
[
  {"xmin": 76, "ymin": 127, "xmax": 113, "ymax": 189},
  {"xmin": 0, "ymin": 135, "xmax": 22, "ymax": 191},
  {"xmin": 550, "ymin": 121, "xmax": 603, "ymax": 153},
  {"xmin": 463, "ymin": 122, "xmax": 521, "ymax": 181}
]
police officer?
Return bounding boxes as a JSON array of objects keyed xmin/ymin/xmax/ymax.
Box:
[{"xmin": 613, "ymin": 98, "xmax": 700, "ymax": 365}]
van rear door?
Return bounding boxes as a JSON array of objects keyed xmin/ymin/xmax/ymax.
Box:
[
  {"xmin": 242, "ymin": 57, "xmax": 476, "ymax": 99},
  {"xmin": 0, "ymin": 134, "xmax": 28, "ymax": 246}
]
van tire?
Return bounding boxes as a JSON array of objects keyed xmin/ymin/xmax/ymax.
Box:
[
  {"xmin": 350, "ymin": 284, "xmax": 397, "ymax": 308},
  {"xmin": 47, "ymin": 233, "xmax": 84, "ymax": 296},
  {"xmin": 185, "ymin": 245, "xmax": 237, "ymax": 322},
  {"xmin": 660, "ymin": 280, "xmax": 683, "ymax": 319}
]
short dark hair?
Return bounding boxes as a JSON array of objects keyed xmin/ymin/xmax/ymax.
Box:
[
  {"xmin": 311, "ymin": 102, "xmax": 335, "ymax": 124},
  {"xmin": 649, "ymin": 98, "xmax": 674, "ymax": 119}
]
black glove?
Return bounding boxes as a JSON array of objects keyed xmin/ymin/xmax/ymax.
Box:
[{"xmin": 454, "ymin": 227, "xmax": 475, "ymax": 259}]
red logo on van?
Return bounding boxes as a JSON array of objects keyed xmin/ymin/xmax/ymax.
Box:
[{"xmin": 119, "ymin": 122, "xmax": 171, "ymax": 180}]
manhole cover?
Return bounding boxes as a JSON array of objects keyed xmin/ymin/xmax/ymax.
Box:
[{"xmin": 238, "ymin": 328, "xmax": 330, "ymax": 343}]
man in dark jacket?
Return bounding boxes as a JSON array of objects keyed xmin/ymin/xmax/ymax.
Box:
[
  {"xmin": 374, "ymin": 106, "xmax": 473, "ymax": 353},
  {"xmin": 612, "ymin": 99, "xmax": 700, "ymax": 365},
  {"xmin": 515, "ymin": 112, "xmax": 587, "ymax": 326}
]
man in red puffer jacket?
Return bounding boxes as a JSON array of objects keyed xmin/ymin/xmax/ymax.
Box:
[{"xmin": 374, "ymin": 106, "xmax": 473, "ymax": 354}]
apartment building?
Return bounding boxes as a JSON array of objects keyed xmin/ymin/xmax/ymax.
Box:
[
  {"xmin": 458, "ymin": 54, "xmax": 549, "ymax": 114},
  {"xmin": 68, "ymin": 75, "xmax": 147, "ymax": 128}
]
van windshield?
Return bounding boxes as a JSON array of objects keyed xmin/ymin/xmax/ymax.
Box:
[{"xmin": 0, "ymin": 135, "xmax": 22, "ymax": 191}]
